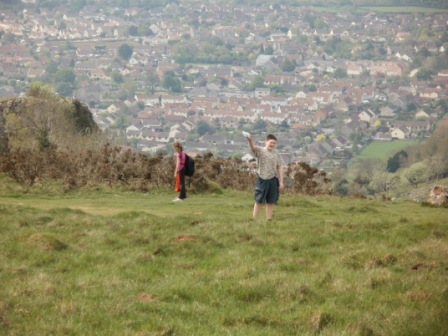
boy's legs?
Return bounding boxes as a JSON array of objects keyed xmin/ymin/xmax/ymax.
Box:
[
  {"xmin": 253, "ymin": 176, "xmax": 278, "ymax": 220},
  {"xmin": 266, "ymin": 203, "xmax": 273, "ymax": 220},
  {"xmin": 253, "ymin": 202, "xmax": 262, "ymax": 218}
]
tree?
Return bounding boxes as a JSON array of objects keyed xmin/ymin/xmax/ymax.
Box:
[
  {"xmin": 58, "ymin": 21, "xmax": 67, "ymax": 31},
  {"xmin": 71, "ymin": 0, "xmax": 86, "ymax": 12},
  {"xmin": 56, "ymin": 82, "xmax": 74, "ymax": 97},
  {"xmin": 334, "ymin": 179, "xmax": 349, "ymax": 196},
  {"xmin": 415, "ymin": 69, "xmax": 433, "ymax": 81},
  {"xmin": 281, "ymin": 59, "xmax": 295, "ymax": 72},
  {"xmin": 6, "ymin": 82, "xmax": 80, "ymax": 150},
  {"xmin": 138, "ymin": 23, "xmax": 153, "ymax": 36},
  {"xmin": 127, "ymin": 25, "xmax": 139, "ymax": 36},
  {"xmin": 368, "ymin": 171, "xmax": 391, "ymax": 194},
  {"xmin": 417, "ymin": 47, "xmax": 431, "ymax": 58},
  {"xmin": 54, "ymin": 69, "xmax": 76, "ymax": 84},
  {"xmin": 45, "ymin": 60, "xmax": 59, "ymax": 75},
  {"xmin": 279, "ymin": 120, "xmax": 289, "ymax": 131},
  {"xmin": 386, "ymin": 150, "xmax": 408, "ymax": 173},
  {"xmin": 270, "ymin": 85, "xmax": 285, "ymax": 95},
  {"xmin": 162, "ymin": 71, "xmax": 182, "ymax": 93},
  {"xmin": 264, "ymin": 46, "xmax": 274, "ymax": 55},
  {"xmin": 113, "ymin": 115, "xmax": 127, "ymax": 130},
  {"xmin": 60, "ymin": 42, "xmax": 74, "ymax": 53},
  {"xmin": 253, "ymin": 119, "xmax": 267, "ymax": 132},
  {"xmin": 247, "ymin": 75, "xmax": 265, "ymax": 91},
  {"xmin": 196, "ymin": 120, "xmax": 214, "ymax": 136},
  {"xmin": 401, "ymin": 162, "xmax": 430, "ymax": 188},
  {"xmin": 428, "ymin": 154, "xmax": 448, "ymax": 180},
  {"xmin": 27, "ymin": 81, "xmax": 56, "ymax": 100},
  {"xmin": 146, "ymin": 71, "xmax": 160, "ymax": 94},
  {"xmin": 118, "ymin": 44, "xmax": 133, "ymax": 61},
  {"xmin": 316, "ymin": 134, "xmax": 326, "ymax": 142},
  {"xmin": 333, "ymin": 68, "xmax": 347, "ymax": 79},
  {"xmin": 111, "ymin": 71, "xmax": 124, "ymax": 84}
]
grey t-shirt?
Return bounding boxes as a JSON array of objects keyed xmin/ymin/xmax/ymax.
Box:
[{"xmin": 253, "ymin": 146, "xmax": 282, "ymax": 180}]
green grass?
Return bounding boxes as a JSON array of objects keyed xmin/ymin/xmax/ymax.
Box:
[
  {"xmin": 357, "ymin": 140, "xmax": 418, "ymax": 160},
  {"xmin": 296, "ymin": 5, "xmax": 448, "ymax": 13},
  {"xmin": 361, "ymin": 6, "xmax": 448, "ymax": 13},
  {"xmin": 0, "ymin": 179, "xmax": 447, "ymax": 335}
]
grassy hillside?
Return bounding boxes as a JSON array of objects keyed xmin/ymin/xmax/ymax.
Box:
[
  {"xmin": 0, "ymin": 177, "xmax": 447, "ymax": 335},
  {"xmin": 357, "ymin": 140, "xmax": 419, "ymax": 160}
]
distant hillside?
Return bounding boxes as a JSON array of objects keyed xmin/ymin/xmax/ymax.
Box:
[
  {"xmin": 101, "ymin": 0, "xmax": 448, "ymax": 10},
  {"xmin": 6, "ymin": 0, "xmax": 448, "ymax": 11}
]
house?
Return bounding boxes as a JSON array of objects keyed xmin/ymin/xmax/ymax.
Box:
[
  {"xmin": 241, "ymin": 153, "xmax": 255, "ymax": 162},
  {"xmin": 201, "ymin": 134, "xmax": 231, "ymax": 145},
  {"xmin": 141, "ymin": 117, "xmax": 162, "ymax": 130},
  {"xmin": 260, "ymin": 96, "xmax": 288, "ymax": 108},
  {"xmin": 27, "ymin": 67, "xmax": 45, "ymax": 78},
  {"xmin": 388, "ymin": 93, "xmax": 406, "ymax": 109},
  {"xmin": 373, "ymin": 132, "xmax": 392, "ymax": 141},
  {"xmin": 346, "ymin": 61, "xmax": 363, "ymax": 76},
  {"xmin": 255, "ymin": 54, "xmax": 274, "ymax": 67},
  {"xmin": 126, "ymin": 124, "xmax": 141, "ymax": 138},
  {"xmin": 388, "ymin": 120, "xmax": 431, "ymax": 136},
  {"xmin": 170, "ymin": 130, "xmax": 188, "ymax": 142},
  {"xmin": 260, "ymin": 110, "xmax": 287, "ymax": 125},
  {"xmin": 415, "ymin": 109, "xmax": 429, "ymax": 120},
  {"xmin": 369, "ymin": 61, "xmax": 402, "ymax": 77},
  {"xmin": 254, "ymin": 87, "xmax": 270, "ymax": 98},
  {"xmin": 138, "ymin": 141, "xmax": 166, "ymax": 154},
  {"xmin": 135, "ymin": 94, "xmax": 161, "ymax": 106},
  {"xmin": 419, "ymin": 88, "xmax": 439, "ymax": 99},
  {"xmin": 217, "ymin": 116, "xmax": 239, "ymax": 129},
  {"xmin": 396, "ymin": 32, "xmax": 412, "ymax": 41},
  {"xmin": 141, "ymin": 130, "xmax": 170, "ymax": 142},
  {"xmin": 379, "ymin": 106, "xmax": 396, "ymax": 118},
  {"xmin": 391, "ymin": 127, "xmax": 406, "ymax": 140},
  {"xmin": 358, "ymin": 109, "xmax": 376, "ymax": 124},
  {"xmin": 89, "ymin": 68, "xmax": 110, "ymax": 81},
  {"xmin": 106, "ymin": 103, "xmax": 123, "ymax": 114}
]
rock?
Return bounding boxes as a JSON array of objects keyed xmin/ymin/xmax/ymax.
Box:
[{"xmin": 428, "ymin": 185, "xmax": 448, "ymax": 206}]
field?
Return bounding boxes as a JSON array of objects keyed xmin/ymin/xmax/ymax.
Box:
[
  {"xmin": 356, "ymin": 140, "xmax": 419, "ymax": 160},
  {"xmin": 0, "ymin": 177, "xmax": 447, "ymax": 335},
  {"xmin": 361, "ymin": 6, "xmax": 448, "ymax": 13},
  {"xmin": 301, "ymin": 5, "xmax": 448, "ymax": 13}
]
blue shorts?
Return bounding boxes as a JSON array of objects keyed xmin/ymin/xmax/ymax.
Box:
[{"xmin": 254, "ymin": 176, "xmax": 279, "ymax": 204}]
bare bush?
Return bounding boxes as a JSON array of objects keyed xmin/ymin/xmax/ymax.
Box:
[
  {"xmin": 286, "ymin": 162, "xmax": 332, "ymax": 195},
  {"xmin": 0, "ymin": 146, "xmax": 331, "ymax": 196}
]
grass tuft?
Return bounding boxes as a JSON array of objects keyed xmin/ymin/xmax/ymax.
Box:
[{"xmin": 27, "ymin": 233, "xmax": 68, "ymax": 251}]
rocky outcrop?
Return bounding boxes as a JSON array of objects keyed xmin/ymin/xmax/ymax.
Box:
[{"xmin": 428, "ymin": 185, "xmax": 448, "ymax": 206}]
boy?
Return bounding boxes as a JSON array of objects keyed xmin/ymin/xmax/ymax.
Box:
[{"xmin": 246, "ymin": 133, "xmax": 284, "ymax": 220}]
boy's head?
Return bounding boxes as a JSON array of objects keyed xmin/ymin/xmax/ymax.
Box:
[{"xmin": 265, "ymin": 134, "xmax": 277, "ymax": 151}]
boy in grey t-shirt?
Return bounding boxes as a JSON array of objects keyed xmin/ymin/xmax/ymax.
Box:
[{"xmin": 246, "ymin": 134, "xmax": 284, "ymax": 220}]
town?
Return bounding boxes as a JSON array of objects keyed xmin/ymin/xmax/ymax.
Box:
[{"xmin": 0, "ymin": 1, "xmax": 447, "ymax": 170}]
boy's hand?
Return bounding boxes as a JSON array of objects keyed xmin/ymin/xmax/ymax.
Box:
[{"xmin": 279, "ymin": 182, "xmax": 284, "ymax": 192}]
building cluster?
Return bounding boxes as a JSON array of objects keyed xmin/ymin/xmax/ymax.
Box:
[{"xmin": 0, "ymin": 2, "xmax": 447, "ymax": 167}]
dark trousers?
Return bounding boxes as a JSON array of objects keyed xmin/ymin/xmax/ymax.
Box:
[{"xmin": 178, "ymin": 168, "xmax": 186, "ymax": 199}]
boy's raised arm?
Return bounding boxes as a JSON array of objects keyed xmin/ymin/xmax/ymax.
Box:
[{"xmin": 246, "ymin": 135, "xmax": 257, "ymax": 154}]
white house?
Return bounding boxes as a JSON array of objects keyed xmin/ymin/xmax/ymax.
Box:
[
  {"xmin": 241, "ymin": 153, "xmax": 255, "ymax": 162},
  {"xmin": 391, "ymin": 127, "xmax": 406, "ymax": 140},
  {"xmin": 415, "ymin": 109, "xmax": 429, "ymax": 120}
]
